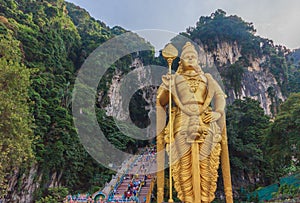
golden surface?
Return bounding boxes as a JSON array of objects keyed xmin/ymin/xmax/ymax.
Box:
[
  {"xmin": 162, "ymin": 43, "xmax": 178, "ymax": 203},
  {"xmin": 157, "ymin": 42, "xmax": 233, "ymax": 203},
  {"xmin": 162, "ymin": 43, "xmax": 178, "ymax": 61}
]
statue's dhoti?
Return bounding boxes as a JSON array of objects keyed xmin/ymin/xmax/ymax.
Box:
[{"xmin": 166, "ymin": 107, "xmax": 222, "ymax": 203}]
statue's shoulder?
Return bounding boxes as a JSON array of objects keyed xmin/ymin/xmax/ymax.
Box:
[
  {"xmin": 204, "ymin": 73, "xmax": 213, "ymax": 80},
  {"xmin": 174, "ymin": 73, "xmax": 185, "ymax": 82},
  {"xmin": 204, "ymin": 73, "xmax": 225, "ymax": 94},
  {"xmin": 204, "ymin": 73, "xmax": 220, "ymax": 84}
]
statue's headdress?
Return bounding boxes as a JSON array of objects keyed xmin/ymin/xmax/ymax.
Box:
[
  {"xmin": 180, "ymin": 42, "xmax": 198, "ymax": 58},
  {"xmin": 177, "ymin": 42, "xmax": 201, "ymax": 73}
]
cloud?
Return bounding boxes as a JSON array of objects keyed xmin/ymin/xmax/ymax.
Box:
[{"xmin": 66, "ymin": 0, "xmax": 300, "ymax": 49}]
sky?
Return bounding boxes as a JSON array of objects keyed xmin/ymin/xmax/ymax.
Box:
[{"xmin": 66, "ymin": 0, "xmax": 300, "ymax": 51}]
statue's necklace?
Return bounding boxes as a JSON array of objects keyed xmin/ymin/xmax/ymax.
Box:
[{"xmin": 182, "ymin": 71, "xmax": 204, "ymax": 93}]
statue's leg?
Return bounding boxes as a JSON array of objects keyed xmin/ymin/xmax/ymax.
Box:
[
  {"xmin": 172, "ymin": 140, "xmax": 193, "ymax": 202},
  {"xmin": 199, "ymin": 128, "xmax": 222, "ymax": 203},
  {"xmin": 172, "ymin": 112, "xmax": 195, "ymax": 203}
]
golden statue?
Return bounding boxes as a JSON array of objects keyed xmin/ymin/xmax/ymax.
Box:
[{"xmin": 156, "ymin": 42, "xmax": 233, "ymax": 203}]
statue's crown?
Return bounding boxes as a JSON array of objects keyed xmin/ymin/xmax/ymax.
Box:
[{"xmin": 181, "ymin": 42, "xmax": 197, "ymax": 57}]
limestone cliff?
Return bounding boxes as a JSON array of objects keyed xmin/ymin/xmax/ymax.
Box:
[
  {"xmin": 101, "ymin": 58, "xmax": 160, "ymax": 138},
  {"xmin": 4, "ymin": 165, "xmax": 62, "ymax": 203},
  {"xmin": 101, "ymin": 41, "xmax": 286, "ymax": 122},
  {"xmin": 198, "ymin": 41, "xmax": 285, "ymax": 116}
]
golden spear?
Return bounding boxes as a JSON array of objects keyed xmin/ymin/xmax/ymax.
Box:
[{"xmin": 161, "ymin": 44, "xmax": 178, "ymax": 203}]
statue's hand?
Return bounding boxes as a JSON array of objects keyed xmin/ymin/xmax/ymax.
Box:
[
  {"xmin": 162, "ymin": 73, "xmax": 175, "ymax": 87},
  {"xmin": 203, "ymin": 111, "xmax": 221, "ymax": 123}
]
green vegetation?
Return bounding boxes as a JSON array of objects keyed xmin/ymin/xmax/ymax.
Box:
[
  {"xmin": 265, "ymin": 93, "xmax": 300, "ymax": 178},
  {"xmin": 225, "ymin": 95, "xmax": 300, "ymax": 201},
  {"xmin": 186, "ymin": 9, "xmax": 260, "ymax": 56},
  {"xmin": 66, "ymin": 2, "xmax": 112, "ymax": 66},
  {"xmin": 0, "ymin": 0, "xmax": 135, "ymax": 200},
  {"xmin": 0, "ymin": 1, "xmax": 299, "ymax": 202},
  {"xmin": 185, "ymin": 9, "xmax": 297, "ymax": 98},
  {"xmin": 272, "ymin": 183, "xmax": 300, "ymax": 200},
  {"xmin": 0, "ymin": 44, "xmax": 34, "ymax": 197},
  {"xmin": 36, "ymin": 187, "xmax": 69, "ymax": 203},
  {"xmin": 226, "ymin": 98, "xmax": 271, "ymax": 186},
  {"xmin": 222, "ymin": 57, "xmax": 246, "ymax": 97},
  {"xmin": 286, "ymin": 49, "xmax": 300, "ymax": 93}
]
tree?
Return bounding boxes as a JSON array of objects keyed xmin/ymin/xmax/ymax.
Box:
[
  {"xmin": 266, "ymin": 93, "xmax": 300, "ymax": 177},
  {"xmin": 226, "ymin": 98, "xmax": 271, "ymax": 186},
  {"xmin": 0, "ymin": 59, "xmax": 34, "ymax": 197},
  {"xmin": 186, "ymin": 9, "xmax": 258, "ymax": 56}
]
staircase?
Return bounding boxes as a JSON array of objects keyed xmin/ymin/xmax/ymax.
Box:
[
  {"xmin": 108, "ymin": 149, "xmax": 157, "ymax": 203},
  {"xmin": 138, "ymin": 178, "xmax": 152, "ymax": 202}
]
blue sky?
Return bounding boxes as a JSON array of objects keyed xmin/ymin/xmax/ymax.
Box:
[{"xmin": 66, "ymin": 0, "xmax": 300, "ymax": 50}]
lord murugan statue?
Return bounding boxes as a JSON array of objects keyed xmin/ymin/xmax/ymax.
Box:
[{"xmin": 156, "ymin": 42, "xmax": 233, "ymax": 203}]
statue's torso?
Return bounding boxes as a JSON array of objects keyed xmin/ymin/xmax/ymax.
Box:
[{"xmin": 175, "ymin": 72, "xmax": 208, "ymax": 106}]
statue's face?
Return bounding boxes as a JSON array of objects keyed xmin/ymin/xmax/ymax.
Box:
[{"xmin": 181, "ymin": 52, "xmax": 199, "ymax": 70}]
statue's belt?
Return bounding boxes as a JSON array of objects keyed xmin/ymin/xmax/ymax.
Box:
[{"xmin": 173, "ymin": 104, "xmax": 212, "ymax": 116}]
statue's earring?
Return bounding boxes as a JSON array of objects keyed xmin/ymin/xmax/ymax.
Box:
[{"xmin": 196, "ymin": 65, "xmax": 202, "ymax": 73}]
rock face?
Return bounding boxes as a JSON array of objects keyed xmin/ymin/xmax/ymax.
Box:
[
  {"xmin": 4, "ymin": 165, "xmax": 62, "ymax": 203},
  {"xmin": 4, "ymin": 166, "xmax": 38, "ymax": 203},
  {"xmin": 103, "ymin": 69, "xmax": 127, "ymax": 120},
  {"xmin": 102, "ymin": 58, "xmax": 161, "ymax": 138},
  {"xmin": 240, "ymin": 62, "xmax": 284, "ymax": 115},
  {"xmin": 102, "ymin": 42, "xmax": 285, "ymax": 121},
  {"xmin": 198, "ymin": 41, "xmax": 242, "ymax": 67},
  {"xmin": 199, "ymin": 41, "xmax": 285, "ymax": 115}
]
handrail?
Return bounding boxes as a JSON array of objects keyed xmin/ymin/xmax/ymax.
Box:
[{"xmin": 146, "ymin": 177, "xmax": 156, "ymax": 203}]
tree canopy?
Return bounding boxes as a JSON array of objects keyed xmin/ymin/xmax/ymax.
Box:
[
  {"xmin": 265, "ymin": 93, "xmax": 300, "ymax": 177},
  {"xmin": 0, "ymin": 35, "xmax": 34, "ymax": 196},
  {"xmin": 0, "ymin": 1, "xmax": 299, "ymax": 201}
]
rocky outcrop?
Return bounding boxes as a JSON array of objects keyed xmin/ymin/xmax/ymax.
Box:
[
  {"xmin": 103, "ymin": 58, "xmax": 159, "ymax": 129},
  {"xmin": 102, "ymin": 42, "xmax": 285, "ymax": 120},
  {"xmin": 198, "ymin": 41, "xmax": 285, "ymax": 115},
  {"xmin": 4, "ymin": 165, "xmax": 39, "ymax": 203},
  {"xmin": 198, "ymin": 41, "xmax": 242, "ymax": 67},
  {"xmin": 3, "ymin": 165, "xmax": 62, "ymax": 203}
]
